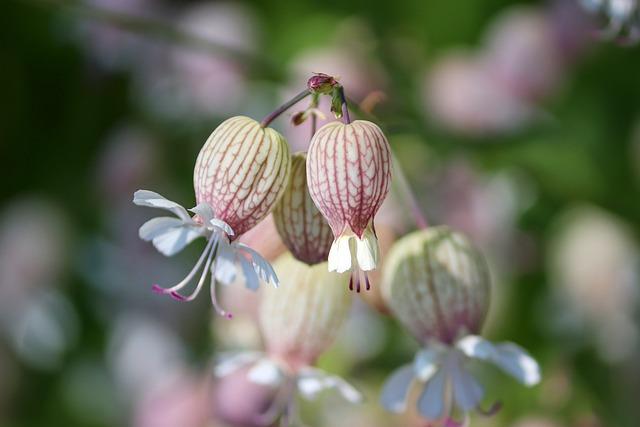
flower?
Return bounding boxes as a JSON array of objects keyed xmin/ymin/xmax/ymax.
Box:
[
  {"xmin": 380, "ymin": 227, "xmax": 540, "ymax": 424},
  {"xmin": 306, "ymin": 120, "xmax": 392, "ymax": 291},
  {"xmin": 133, "ymin": 190, "xmax": 278, "ymax": 317},
  {"xmin": 193, "ymin": 116, "xmax": 291, "ymax": 238},
  {"xmin": 272, "ymin": 153, "xmax": 333, "ymax": 265},
  {"xmin": 214, "ymin": 254, "xmax": 361, "ymax": 425},
  {"xmin": 381, "ymin": 336, "xmax": 539, "ymax": 424}
]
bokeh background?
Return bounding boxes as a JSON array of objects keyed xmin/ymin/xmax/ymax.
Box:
[{"xmin": 1, "ymin": 0, "xmax": 640, "ymax": 426}]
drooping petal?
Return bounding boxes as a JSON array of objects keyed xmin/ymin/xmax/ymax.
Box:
[
  {"xmin": 138, "ymin": 217, "xmax": 185, "ymax": 241},
  {"xmin": 133, "ymin": 190, "xmax": 191, "ymax": 221},
  {"xmin": 456, "ymin": 335, "xmax": 540, "ymax": 386},
  {"xmin": 213, "ymin": 241, "xmax": 238, "ymax": 285},
  {"xmin": 355, "ymin": 227, "xmax": 379, "ymax": 271},
  {"xmin": 414, "ymin": 348, "xmax": 441, "ymax": 382},
  {"xmin": 210, "ymin": 219, "xmax": 234, "ymax": 237},
  {"xmin": 238, "ymin": 252, "xmax": 261, "ymax": 291},
  {"xmin": 189, "ymin": 203, "xmax": 215, "ymax": 224},
  {"xmin": 214, "ymin": 352, "xmax": 263, "ymax": 377},
  {"xmin": 150, "ymin": 225, "xmax": 203, "ymax": 256},
  {"xmin": 450, "ymin": 364, "xmax": 485, "ymax": 412},
  {"xmin": 417, "ymin": 369, "xmax": 447, "ymax": 420},
  {"xmin": 247, "ymin": 359, "xmax": 285, "ymax": 387},
  {"xmin": 380, "ymin": 364, "xmax": 415, "ymax": 413},
  {"xmin": 297, "ymin": 368, "xmax": 363, "ymax": 403},
  {"xmin": 236, "ymin": 243, "xmax": 279, "ymax": 287},
  {"xmin": 327, "ymin": 235, "xmax": 353, "ymax": 273}
]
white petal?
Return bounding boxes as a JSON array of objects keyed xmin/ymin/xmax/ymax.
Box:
[
  {"xmin": 189, "ymin": 203, "xmax": 215, "ymax": 225},
  {"xmin": 138, "ymin": 217, "xmax": 185, "ymax": 241},
  {"xmin": 133, "ymin": 190, "xmax": 191, "ymax": 221},
  {"xmin": 238, "ymin": 254, "xmax": 261, "ymax": 291},
  {"xmin": 236, "ymin": 243, "xmax": 279, "ymax": 287},
  {"xmin": 355, "ymin": 229, "xmax": 379, "ymax": 271},
  {"xmin": 214, "ymin": 352, "xmax": 262, "ymax": 377},
  {"xmin": 417, "ymin": 369, "xmax": 447, "ymax": 420},
  {"xmin": 456, "ymin": 335, "xmax": 540, "ymax": 386},
  {"xmin": 247, "ymin": 359, "xmax": 284, "ymax": 387},
  {"xmin": 380, "ymin": 364, "xmax": 415, "ymax": 413},
  {"xmin": 327, "ymin": 235, "xmax": 353, "ymax": 273},
  {"xmin": 414, "ymin": 349, "xmax": 441, "ymax": 382},
  {"xmin": 151, "ymin": 226, "xmax": 202, "ymax": 256},
  {"xmin": 450, "ymin": 365, "xmax": 484, "ymax": 412},
  {"xmin": 213, "ymin": 244, "xmax": 238, "ymax": 285},
  {"xmin": 297, "ymin": 368, "xmax": 363, "ymax": 403},
  {"xmin": 210, "ymin": 218, "xmax": 234, "ymax": 237}
]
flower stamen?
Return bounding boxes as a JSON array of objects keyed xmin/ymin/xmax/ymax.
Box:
[
  {"xmin": 151, "ymin": 237, "xmax": 216, "ymax": 295},
  {"xmin": 210, "ymin": 274, "xmax": 233, "ymax": 319},
  {"xmin": 169, "ymin": 237, "xmax": 219, "ymax": 302}
]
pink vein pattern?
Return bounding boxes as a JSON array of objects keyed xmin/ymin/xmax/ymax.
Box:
[
  {"xmin": 193, "ymin": 116, "xmax": 291, "ymax": 239},
  {"xmin": 306, "ymin": 120, "xmax": 392, "ymax": 238},
  {"xmin": 273, "ymin": 153, "xmax": 333, "ymax": 265}
]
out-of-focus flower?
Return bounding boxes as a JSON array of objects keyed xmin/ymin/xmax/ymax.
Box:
[
  {"xmin": 307, "ymin": 120, "xmax": 392, "ymax": 290},
  {"xmin": 380, "ymin": 227, "xmax": 540, "ymax": 425},
  {"xmin": 77, "ymin": 0, "xmax": 163, "ymax": 71},
  {"xmin": 214, "ymin": 254, "xmax": 361, "ymax": 426},
  {"xmin": 273, "ymin": 152, "xmax": 333, "ymax": 265},
  {"xmin": 133, "ymin": 2, "xmax": 257, "ymax": 119},
  {"xmin": 135, "ymin": 116, "xmax": 290, "ymax": 315},
  {"xmin": 0, "ymin": 198, "xmax": 76, "ymax": 370},
  {"xmin": 424, "ymin": 51, "xmax": 538, "ymax": 137},
  {"xmin": 483, "ymin": 7, "xmax": 565, "ymax": 101},
  {"xmin": 107, "ymin": 314, "xmax": 187, "ymax": 402},
  {"xmin": 134, "ymin": 374, "xmax": 211, "ymax": 427},
  {"xmin": 548, "ymin": 206, "xmax": 640, "ymax": 363},
  {"xmin": 580, "ymin": 0, "xmax": 640, "ymax": 43}
]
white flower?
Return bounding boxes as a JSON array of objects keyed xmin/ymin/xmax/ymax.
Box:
[
  {"xmin": 133, "ymin": 190, "xmax": 278, "ymax": 317},
  {"xmin": 215, "ymin": 351, "xmax": 363, "ymax": 425},
  {"xmin": 380, "ymin": 335, "xmax": 540, "ymax": 423}
]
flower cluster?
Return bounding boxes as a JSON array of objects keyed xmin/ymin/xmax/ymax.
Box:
[{"xmin": 133, "ymin": 73, "xmax": 540, "ymax": 426}]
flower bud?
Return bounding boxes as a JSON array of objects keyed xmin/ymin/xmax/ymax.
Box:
[
  {"xmin": 306, "ymin": 120, "xmax": 392, "ymax": 283},
  {"xmin": 381, "ymin": 226, "xmax": 491, "ymax": 345},
  {"xmin": 193, "ymin": 116, "xmax": 291, "ymax": 238},
  {"xmin": 307, "ymin": 73, "xmax": 338, "ymax": 94},
  {"xmin": 272, "ymin": 153, "xmax": 333, "ymax": 265},
  {"xmin": 259, "ymin": 254, "xmax": 351, "ymax": 369}
]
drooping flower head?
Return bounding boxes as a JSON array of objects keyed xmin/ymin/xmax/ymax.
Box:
[
  {"xmin": 194, "ymin": 116, "xmax": 291, "ymax": 238},
  {"xmin": 306, "ymin": 120, "xmax": 392, "ymax": 291},
  {"xmin": 273, "ymin": 152, "xmax": 333, "ymax": 265},
  {"xmin": 134, "ymin": 116, "xmax": 290, "ymax": 317},
  {"xmin": 214, "ymin": 253, "xmax": 362, "ymax": 426},
  {"xmin": 379, "ymin": 227, "xmax": 540, "ymax": 425}
]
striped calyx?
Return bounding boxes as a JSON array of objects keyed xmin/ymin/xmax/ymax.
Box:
[
  {"xmin": 272, "ymin": 153, "xmax": 333, "ymax": 265},
  {"xmin": 306, "ymin": 120, "xmax": 392, "ymax": 280},
  {"xmin": 259, "ymin": 253, "xmax": 351, "ymax": 369},
  {"xmin": 381, "ymin": 226, "xmax": 491, "ymax": 345},
  {"xmin": 193, "ymin": 116, "xmax": 291, "ymax": 238}
]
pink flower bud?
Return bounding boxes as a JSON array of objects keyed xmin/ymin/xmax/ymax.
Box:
[
  {"xmin": 272, "ymin": 153, "xmax": 333, "ymax": 265},
  {"xmin": 306, "ymin": 120, "xmax": 392, "ymax": 288},
  {"xmin": 193, "ymin": 116, "xmax": 291, "ymax": 238},
  {"xmin": 381, "ymin": 227, "xmax": 491, "ymax": 345},
  {"xmin": 259, "ymin": 254, "xmax": 351, "ymax": 369}
]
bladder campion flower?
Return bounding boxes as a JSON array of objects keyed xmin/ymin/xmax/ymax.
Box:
[
  {"xmin": 214, "ymin": 253, "xmax": 361, "ymax": 426},
  {"xmin": 379, "ymin": 227, "xmax": 540, "ymax": 425},
  {"xmin": 272, "ymin": 152, "xmax": 333, "ymax": 265},
  {"xmin": 134, "ymin": 116, "xmax": 290, "ymax": 317},
  {"xmin": 306, "ymin": 120, "xmax": 392, "ymax": 291}
]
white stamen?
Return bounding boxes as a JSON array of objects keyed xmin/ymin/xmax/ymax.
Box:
[{"xmin": 155, "ymin": 237, "xmax": 215, "ymax": 293}]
